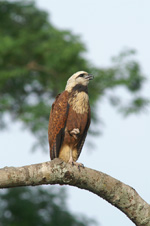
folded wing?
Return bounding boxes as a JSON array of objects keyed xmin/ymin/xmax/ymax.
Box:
[
  {"xmin": 77, "ymin": 107, "xmax": 91, "ymax": 159},
  {"xmin": 48, "ymin": 91, "xmax": 69, "ymax": 159}
]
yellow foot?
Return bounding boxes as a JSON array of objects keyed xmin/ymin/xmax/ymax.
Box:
[
  {"xmin": 70, "ymin": 128, "xmax": 80, "ymax": 139},
  {"xmin": 68, "ymin": 159, "xmax": 84, "ymax": 169}
]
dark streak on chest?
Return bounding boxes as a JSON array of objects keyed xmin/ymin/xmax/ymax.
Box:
[{"xmin": 72, "ymin": 84, "xmax": 88, "ymax": 94}]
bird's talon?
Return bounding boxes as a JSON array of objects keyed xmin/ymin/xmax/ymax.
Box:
[
  {"xmin": 78, "ymin": 163, "xmax": 84, "ymax": 169},
  {"xmin": 68, "ymin": 158, "xmax": 84, "ymax": 169}
]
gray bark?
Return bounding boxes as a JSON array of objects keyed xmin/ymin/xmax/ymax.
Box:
[{"xmin": 0, "ymin": 158, "xmax": 150, "ymax": 226}]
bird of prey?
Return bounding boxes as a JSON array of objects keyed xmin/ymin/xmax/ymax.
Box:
[{"xmin": 48, "ymin": 71, "xmax": 93, "ymax": 166}]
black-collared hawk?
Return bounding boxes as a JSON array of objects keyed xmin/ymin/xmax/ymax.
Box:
[{"xmin": 48, "ymin": 71, "xmax": 94, "ymax": 166}]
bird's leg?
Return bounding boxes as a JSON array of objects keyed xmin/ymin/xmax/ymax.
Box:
[
  {"xmin": 70, "ymin": 128, "xmax": 80, "ymax": 139},
  {"xmin": 68, "ymin": 149, "xmax": 74, "ymax": 165},
  {"xmin": 68, "ymin": 150, "xmax": 72, "ymax": 163},
  {"xmin": 68, "ymin": 149, "xmax": 84, "ymax": 169}
]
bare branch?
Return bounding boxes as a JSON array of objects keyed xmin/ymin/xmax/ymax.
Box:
[{"xmin": 0, "ymin": 158, "xmax": 150, "ymax": 226}]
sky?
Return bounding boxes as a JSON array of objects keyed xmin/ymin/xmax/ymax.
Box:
[{"xmin": 1, "ymin": 0, "xmax": 150, "ymax": 226}]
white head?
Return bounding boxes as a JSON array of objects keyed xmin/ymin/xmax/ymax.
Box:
[{"xmin": 65, "ymin": 71, "xmax": 94, "ymax": 92}]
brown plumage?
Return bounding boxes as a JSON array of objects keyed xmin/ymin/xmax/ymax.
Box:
[{"xmin": 48, "ymin": 71, "xmax": 94, "ymax": 166}]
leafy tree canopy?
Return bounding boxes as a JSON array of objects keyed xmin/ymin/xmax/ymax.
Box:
[
  {"xmin": 0, "ymin": 0, "xmax": 149, "ymax": 149},
  {"xmin": 0, "ymin": 186, "xmax": 97, "ymax": 226}
]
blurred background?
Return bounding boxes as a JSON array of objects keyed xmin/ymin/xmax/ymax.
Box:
[{"xmin": 0, "ymin": 0, "xmax": 150, "ymax": 225}]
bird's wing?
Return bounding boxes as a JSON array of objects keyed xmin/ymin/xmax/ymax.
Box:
[
  {"xmin": 77, "ymin": 106, "xmax": 91, "ymax": 158},
  {"xmin": 48, "ymin": 91, "xmax": 69, "ymax": 160}
]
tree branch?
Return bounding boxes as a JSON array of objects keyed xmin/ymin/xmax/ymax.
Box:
[{"xmin": 0, "ymin": 158, "xmax": 150, "ymax": 226}]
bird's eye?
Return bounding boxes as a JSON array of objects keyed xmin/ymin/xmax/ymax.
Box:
[{"xmin": 78, "ymin": 73, "xmax": 85, "ymax": 78}]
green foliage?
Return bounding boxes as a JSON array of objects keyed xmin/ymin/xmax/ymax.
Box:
[
  {"xmin": 0, "ymin": 187, "xmax": 97, "ymax": 226},
  {"xmin": 0, "ymin": 0, "xmax": 149, "ymax": 149}
]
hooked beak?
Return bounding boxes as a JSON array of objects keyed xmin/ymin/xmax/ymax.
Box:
[{"xmin": 85, "ymin": 74, "xmax": 94, "ymax": 80}]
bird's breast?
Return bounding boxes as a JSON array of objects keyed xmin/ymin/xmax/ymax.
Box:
[{"xmin": 68, "ymin": 91, "xmax": 89, "ymax": 114}]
